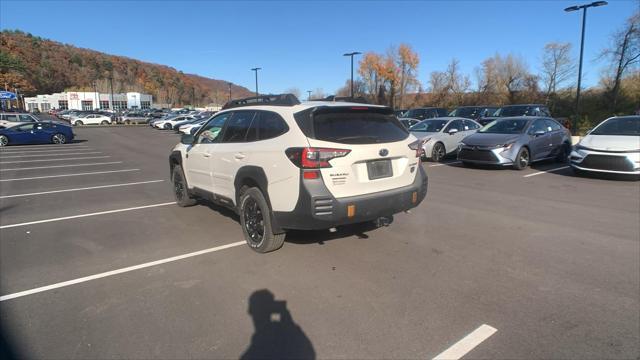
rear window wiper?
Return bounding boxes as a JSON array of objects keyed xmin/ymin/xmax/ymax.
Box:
[{"xmin": 333, "ymin": 135, "xmax": 380, "ymax": 142}]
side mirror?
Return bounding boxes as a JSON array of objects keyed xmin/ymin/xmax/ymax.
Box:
[
  {"xmin": 534, "ymin": 130, "xmax": 545, "ymax": 136},
  {"xmin": 448, "ymin": 128, "xmax": 459, "ymax": 135},
  {"xmin": 180, "ymin": 134, "xmax": 195, "ymax": 145}
]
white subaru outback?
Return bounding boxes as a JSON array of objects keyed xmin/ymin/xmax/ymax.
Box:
[{"xmin": 169, "ymin": 94, "xmax": 428, "ymax": 252}]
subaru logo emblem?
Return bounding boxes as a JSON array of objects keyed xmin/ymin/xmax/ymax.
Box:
[{"xmin": 379, "ymin": 149, "xmax": 389, "ymax": 157}]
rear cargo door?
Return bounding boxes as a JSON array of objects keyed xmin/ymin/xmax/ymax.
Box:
[{"xmin": 298, "ymin": 106, "xmax": 419, "ymax": 199}]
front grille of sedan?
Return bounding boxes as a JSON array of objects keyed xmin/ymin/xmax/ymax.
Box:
[
  {"xmin": 580, "ymin": 155, "xmax": 634, "ymax": 172},
  {"xmin": 458, "ymin": 148, "xmax": 497, "ymax": 162}
]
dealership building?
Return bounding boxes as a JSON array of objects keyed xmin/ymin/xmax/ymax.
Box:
[{"xmin": 24, "ymin": 92, "xmax": 153, "ymax": 112}]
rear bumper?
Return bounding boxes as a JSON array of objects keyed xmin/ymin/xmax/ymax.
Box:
[{"xmin": 272, "ymin": 166, "xmax": 428, "ymax": 231}]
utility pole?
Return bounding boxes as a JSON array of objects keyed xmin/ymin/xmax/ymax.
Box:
[
  {"xmin": 343, "ymin": 52, "xmax": 361, "ymax": 98},
  {"xmin": 228, "ymin": 82, "xmax": 232, "ymax": 101},
  {"xmin": 93, "ymin": 81, "xmax": 99, "ymax": 110},
  {"xmin": 251, "ymin": 67, "xmax": 261, "ymax": 98},
  {"xmin": 109, "ymin": 76, "xmax": 115, "ymax": 110},
  {"xmin": 307, "ymin": 90, "xmax": 312, "ymax": 101},
  {"xmin": 564, "ymin": 1, "xmax": 608, "ymax": 134}
]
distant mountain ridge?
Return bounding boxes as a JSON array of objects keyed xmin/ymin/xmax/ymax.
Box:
[{"xmin": 0, "ymin": 30, "xmax": 253, "ymax": 106}]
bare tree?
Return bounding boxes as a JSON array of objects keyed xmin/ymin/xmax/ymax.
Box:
[
  {"xmin": 540, "ymin": 42, "xmax": 574, "ymax": 101},
  {"xmin": 601, "ymin": 12, "xmax": 640, "ymax": 112},
  {"xmin": 284, "ymin": 87, "xmax": 301, "ymax": 98},
  {"xmin": 428, "ymin": 71, "xmax": 449, "ymax": 107},
  {"xmin": 446, "ymin": 58, "xmax": 471, "ymax": 105},
  {"xmin": 396, "ymin": 44, "xmax": 420, "ymax": 109}
]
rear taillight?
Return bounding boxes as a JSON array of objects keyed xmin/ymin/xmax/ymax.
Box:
[
  {"xmin": 408, "ymin": 139, "xmax": 425, "ymax": 158},
  {"xmin": 285, "ymin": 147, "xmax": 351, "ymax": 168}
]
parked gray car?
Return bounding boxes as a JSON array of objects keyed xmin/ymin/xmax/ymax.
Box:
[
  {"xmin": 410, "ymin": 117, "xmax": 482, "ymax": 162},
  {"xmin": 458, "ymin": 117, "xmax": 571, "ymax": 170}
]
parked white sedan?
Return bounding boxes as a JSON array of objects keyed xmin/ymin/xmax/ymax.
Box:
[
  {"xmin": 410, "ymin": 117, "xmax": 482, "ymax": 161},
  {"xmin": 73, "ymin": 114, "xmax": 112, "ymax": 126},
  {"xmin": 570, "ymin": 116, "xmax": 640, "ymax": 175},
  {"xmin": 153, "ymin": 115, "xmax": 196, "ymax": 130}
]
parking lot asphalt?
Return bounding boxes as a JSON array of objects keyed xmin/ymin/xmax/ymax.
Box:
[{"xmin": 1, "ymin": 127, "xmax": 638, "ymax": 359}]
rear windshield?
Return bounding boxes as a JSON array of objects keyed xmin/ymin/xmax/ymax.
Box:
[
  {"xmin": 294, "ymin": 107, "xmax": 409, "ymax": 144},
  {"xmin": 591, "ymin": 117, "xmax": 640, "ymax": 136},
  {"xmin": 496, "ymin": 106, "xmax": 534, "ymax": 117}
]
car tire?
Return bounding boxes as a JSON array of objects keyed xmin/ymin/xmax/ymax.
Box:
[
  {"xmin": 431, "ymin": 142, "xmax": 446, "ymax": 162},
  {"xmin": 513, "ymin": 147, "xmax": 530, "ymax": 170},
  {"xmin": 125, "ymin": 120, "xmax": 131, "ymax": 125},
  {"xmin": 51, "ymin": 133, "xmax": 66, "ymax": 144},
  {"xmin": 172, "ymin": 166, "xmax": 197, "ymax": 207},
  {"xmin": 556, "ymin": 143, "xmax": 570, "ymax": 163},
  {"xmin": 239, "ymin": 187, "xmax": 285, "ymax": 253},
  {"xmin": 164, "ymin": 123, "xmax": 172, "ymax": 130},
  {"xmin": 101, "ymin": 120, "xmax": 109, "ymax": 125},
  {"xmin": 0, "ymin": 135, "xmax": 8, "ymax": 146},
  {"xmin": 74, "ymin": 120, "xmax": 83, "ymax": 126}
]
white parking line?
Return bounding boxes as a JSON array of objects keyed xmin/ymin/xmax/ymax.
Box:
[
  {"xmin": 523, "ymin": 166, "xmax": 570, "ymax": 178},
  {"xmin": 0, "ymin": 147, "xmax": 92, "ymax": 154},
  {"xmin": 0, "ymin": 241, "xmax": 245, "ymax": 302},
  {"xmin": 0, "ymin": 144, "xmax": 87, "ymax": 151},
  {"xmin": 0, "ymin": 156, "xmax": 110, "ymax": 164},
  {"xmin": 429, "ymin": 161, "xmax": 462, "ymax": 167},
  {"xmin": 0, "ymin": 180, "xmax": 164, "ymax": 199},
  {"xmin": 0, "ymin": 201, "xmax": 175, "ymax": 229},
  {"xmin": 0, "ymin": 161, "xmax": 123, "ymax": 171},
  {"xmin": 0, "ymin": 151, "xmax": 102, "ymax": 158},
  {"xmin": 432, "ymin": 324, "xmax": 497, "ymax": 360},
  {"xmin": 0, "ymin": 169, "xmax": 140, "ymax": 182}
]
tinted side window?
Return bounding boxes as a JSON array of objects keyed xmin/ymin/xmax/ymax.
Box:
[
  {"xmin": 247, "ymin": 111, "xmax": 289, "ymax": 142},
  {"xmin": 196, "ymin": 112, "xmax": 232, "ymax": 144},
  {"xmin": 444, "ymin": 120, "xmax": 463, "ymax": 132},
  {"xmin": 19, "ymin": 115, "xmax": 35, "ymax": 122},
  {"xmin": 221, "ymin": 111, "xmax": 256, "ymax": 143},
  {"xmin": 5, "ymin": 115, "xmax": 18, "ymax": 122},
  {"xmin": 545, "ymin": 119, "xmax": 561, "ymax": 131},
  {"xmin": 529, "ymin": 119, "xmax": 547, "ymax": 134},
  {"xmin": 436, "ymin": 109, "xmax": 449, "ymax": 117}
]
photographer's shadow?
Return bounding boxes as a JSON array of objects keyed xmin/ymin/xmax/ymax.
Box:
[{"xmin": 240, "ymin": 290, "xmax": 315, "ymax": 360}]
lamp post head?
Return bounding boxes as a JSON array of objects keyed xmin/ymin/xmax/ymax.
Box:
[
  {"xmin": 564, "ymin": 5, "xmax": 580, "ymax": 11},
  {"xmin": 590, "ymin": 1, "xmax": 607, "ymax": 7},
  {"xmin": 251, "ymin": 67, "xmax": 261, "ymax": 72},
  {"xmin": 343, "ymin": 52, "xmax": 362, "ymax": 57}
]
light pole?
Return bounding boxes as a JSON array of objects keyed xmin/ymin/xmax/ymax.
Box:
[
  {"xmin": 251, "ymin": 67, "xmax": 261, "ymax": 98},
  {"xmin": 228, "ymin": 82, "xmax": 232, "ymax": 101},
  {"xmin": 343, "ymin": 51, "xmax": 361, "ymax": 98},
  {"xmin": 307, "ymin": 90, "xmax": 312, "ymax": 101},
  {"xmin": 565, "ymin": 1, "xmax": 607, "ymax": 134},
  {"xmin": 93, "ymin": 81, "xmax": 99, "ymax": 110}
]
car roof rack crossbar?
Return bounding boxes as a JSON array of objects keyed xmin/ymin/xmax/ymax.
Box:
[
  {"xmin": 320, "ymin": 95, "xmax": 369, "ymax": 104},
  {"xmin": 222, "ymin": 94, "xmax": 300, "ymax": 110}
]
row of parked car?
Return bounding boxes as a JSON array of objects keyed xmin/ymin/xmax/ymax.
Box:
[
  {"xmin": 397, "ymin": 104, "xmax": 554, "ymax": 128},
  {"xmin": 405, "ymin": 114, "xmax": 639, "ymax": 175}
]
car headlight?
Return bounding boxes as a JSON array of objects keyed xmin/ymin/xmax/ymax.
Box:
[{"xmin": 500, "ymin": 142, "xmax": 515, "ymax": 150}]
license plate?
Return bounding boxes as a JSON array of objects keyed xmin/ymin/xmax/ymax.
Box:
[{"xmin": 367, "ymin": 159, "xmax": 392, "ymax": 180}]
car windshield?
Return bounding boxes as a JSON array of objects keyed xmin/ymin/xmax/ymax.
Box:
[
  {"xmin": 591, "ymin": 117, "xmax": 640, "ymax": 136},
  {"xmin": 479, "ymin": 119, "xmax": 529, "ymax": 134},
  {"xmin": 410, "ymin": 120, "xmax": 448, "ymax": 132},
  {"xmin": 403, "ymin": 109, "xmax": 425, "ymax": 119},
  {"xmin": 495, "ymin": 106, "xmax": 533, "ymax": 117},
  {"xmin": 449, "ymin": 107, "xmax": 475, "ymax": 117}
]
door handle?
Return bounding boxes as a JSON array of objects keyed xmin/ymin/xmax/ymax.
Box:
[
  {"xmin": 202, "ymin": 153, "xmax": 211, "ymax": 158},
  {"xmin": 234, "ymin": 153, "xmax": 246, "ymax": 160}
]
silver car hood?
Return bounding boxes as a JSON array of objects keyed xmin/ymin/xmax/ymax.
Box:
[
  {"xmin": 579, "ymin": 135, "xmax": 640, "ymax": 151},
  {"xmin": 462, "ymin": 133, "xmax": 521, "ymax": 146}
]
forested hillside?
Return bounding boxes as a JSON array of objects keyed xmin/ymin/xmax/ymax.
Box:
[{"xmin": 0, "ymin": 30, "xmax": 252, "ymax": 106}]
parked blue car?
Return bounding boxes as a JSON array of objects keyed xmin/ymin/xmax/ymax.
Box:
[{"xmin": 0, "ymin": 122, "xmax": 74, "ymax": 146}]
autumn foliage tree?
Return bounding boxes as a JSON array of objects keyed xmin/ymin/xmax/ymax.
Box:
[{"xmin": 0, "ymin": 30, "xmax": 252, "ymax": 106}]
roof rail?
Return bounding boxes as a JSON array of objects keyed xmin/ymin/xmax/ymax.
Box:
[
  {"xmin": 320, "ymin": 95, "xmax": 369, "ymax": 104},
  {"xmin": 222, "ymin": 94, "xmax": 300, "ymax": 110}
]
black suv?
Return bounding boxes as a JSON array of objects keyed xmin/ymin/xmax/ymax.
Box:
[
  {"xmin": 477, "ymin": 104, "xmax": 552, "ymax": 126},
  {"xmin": 401, "ymin": 107, "xmax": 448, "ymax": 121},
  {"xmin": 449, "ymin": 106, "xmax": 499, "ymax": 120}
]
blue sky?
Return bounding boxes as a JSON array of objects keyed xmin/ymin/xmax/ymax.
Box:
[{"xmin": 1, "ymin": 0, "xmax": 637, "ymax": 95}]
